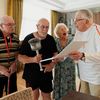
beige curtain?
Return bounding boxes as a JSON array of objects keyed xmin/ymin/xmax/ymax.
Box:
[
  {"xmin": 7, "ymin": 0, "xmax": 23, "ymax": 36},
  {"xmin": 7, "ymin": 0, "xmax": 23, "ymax": 72},
  {"xmin": 51, "ymin": 10, "xmax": 59, "ymax": 36}
]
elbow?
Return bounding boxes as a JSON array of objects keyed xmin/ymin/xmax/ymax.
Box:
[{"xmin": 18, "ymin": 54, "xmax": 26, "ymax": 64}]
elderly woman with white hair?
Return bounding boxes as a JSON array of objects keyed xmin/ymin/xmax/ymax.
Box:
[{"xmin": 53, "ymin": 23, "xmax": 76, "ymax": 100}]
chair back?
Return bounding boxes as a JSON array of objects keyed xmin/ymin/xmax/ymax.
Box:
[{"xmin": 0, "ymin": 87, "xmax": 33, "ymax": 100}]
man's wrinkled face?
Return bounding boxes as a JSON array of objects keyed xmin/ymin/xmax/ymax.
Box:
[
  {"xmin": 37, "ymin": 20, "xmax": 49, "ymax": 37},
  {"xmin": 1, "ymin": 18, "xmax": 15, "ymax": 34},
  {"xmin": 74, "ymin": 13, "xmax": 89, "ymax": 32}
]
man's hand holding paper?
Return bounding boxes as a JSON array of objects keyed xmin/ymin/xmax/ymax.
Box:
[
  {"xmin": 68, "ymin": 51, "xmax": 84, "ymax": 60},
  {"xmin": 54, "ymin": 41, "xmax": 87, "ymax": 59}
]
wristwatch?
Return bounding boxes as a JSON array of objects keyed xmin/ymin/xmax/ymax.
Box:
[{"xmin": 80, "ymin": 52, "xmax": 85, "ymax": 61}]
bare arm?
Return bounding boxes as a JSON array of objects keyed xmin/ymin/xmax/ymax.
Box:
[{"xmin": 18, "ymin": 54, "xmax": 42, "ymax": 64}]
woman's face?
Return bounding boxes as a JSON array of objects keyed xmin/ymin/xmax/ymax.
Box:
[{"xmin": 58, "ymin": 26, "xmax": 68, "ymax": 39}]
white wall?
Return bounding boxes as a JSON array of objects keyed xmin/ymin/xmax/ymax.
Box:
[
  {"xmin": 20, "ymin": 0, "xmax": 51, "ymax": 41},
  {"xmin": 0, "ymin": 0, "xmax": 7, "ymax": 16}
]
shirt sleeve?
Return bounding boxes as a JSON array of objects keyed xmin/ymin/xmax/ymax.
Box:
[
  {"xmin": 85, "ymin": 52, "xmax": 100, "ymax": 63},
  {"xmin": 85, "ymin": 25, "xmax": 100, "ymax": 63},
  {"xmin": 19, "ymin": 36, "xmax": 31, "ymax": 55}
]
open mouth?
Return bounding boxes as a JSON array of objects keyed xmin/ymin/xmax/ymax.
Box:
[{"xmin": 63, "ymin": 33, "xmax": 66, "ymax": 35}]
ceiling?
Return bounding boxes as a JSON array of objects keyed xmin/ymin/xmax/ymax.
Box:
[{"xmin": 37, "ymin": 0, "xmax": 100, "ymax": 12}]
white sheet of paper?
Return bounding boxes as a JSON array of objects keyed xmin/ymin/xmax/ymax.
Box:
[
  {"xmin": 40, "ymin": 41, "xmax": 87, "ymax": 62},
  {"xmin": 54, "ymin": 41, "xmax": 87, "ymax": 59}
]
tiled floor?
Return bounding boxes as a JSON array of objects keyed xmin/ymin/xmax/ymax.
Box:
[{"xmin": 17, "ymin": 71, "xmax": 26, "ymax": 90}]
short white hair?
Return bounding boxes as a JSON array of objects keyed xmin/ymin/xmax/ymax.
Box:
[
  {"xmin": 54, "ymin": 23, "xmax": 69, "ymax": 38},
  {"xmin": 0, "ymin": 15, "xmax": 14, "ymax": 25},
  {"xmin": 75, "ymin": 9, "xmax": 93, "ymax": 21}
]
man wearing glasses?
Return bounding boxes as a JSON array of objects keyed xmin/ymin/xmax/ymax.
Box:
[
  {"xmin": 69, "ymin": 9, "xmax": 100, "ymax": 97},
  {"xmin": 0, "ymin": 15, "xmax": 19, "ymax": 97},
  {"xmin": 18, "ymin": 18, "xmax": 58, "ymax": 100}
]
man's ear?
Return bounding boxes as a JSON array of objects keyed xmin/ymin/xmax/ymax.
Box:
[
  {"xmin": 36, "ymin": 24, "xmax": 38, "ymax": 29},
  {"xmin": 0, "ymin": 24, "xmax": 3, "ymax": 28}
]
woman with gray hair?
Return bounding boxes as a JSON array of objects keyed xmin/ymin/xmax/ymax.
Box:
[{"xmin": 53, "ymin": 23, "xmax": 76, "ymax": 100}]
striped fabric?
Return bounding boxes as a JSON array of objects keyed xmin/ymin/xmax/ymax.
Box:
[{"xmin": 0, "ymin": 30, "xmax": 19, "ymax": 69}]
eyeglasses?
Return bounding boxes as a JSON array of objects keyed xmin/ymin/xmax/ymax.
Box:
[
  {"xmin": 3, "ymin": 23, "xmax": 16, "ymax": 27},
  {"xmin": 74, "ymin": 17, "xmax": 89, "ymax": 23},
  {"xmin": 74, "ymin": 18, "xmax": 86, "ymax": 22},
  {"xmin": 38, "ymin": 25, "xmax": 49, "ymax": 29}
]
